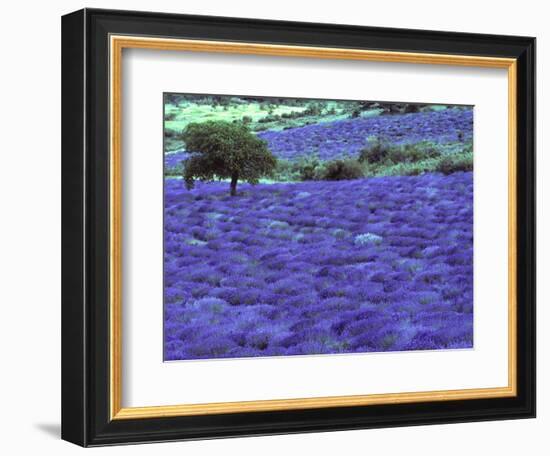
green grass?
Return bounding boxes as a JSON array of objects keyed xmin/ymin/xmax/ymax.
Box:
[
  {"xmin": 165, "ymin": 102, "xmax": 308, "ymax": 132},
  {"xmin": 164, "ymin": 101, "xmax": 309, "ymax": 151},
  {"xmin": 164, "ymin": 99, "xmax": 384, "ymax": 152}
]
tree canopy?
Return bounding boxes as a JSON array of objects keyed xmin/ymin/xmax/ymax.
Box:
[{"xmin": 181, "ymin": 121, "xmax": 277, "ymax": 196}]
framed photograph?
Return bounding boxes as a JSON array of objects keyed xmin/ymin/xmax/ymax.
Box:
[{"xmin": 61, "ymin": 8, "xmax": 536, "ymax": 447}]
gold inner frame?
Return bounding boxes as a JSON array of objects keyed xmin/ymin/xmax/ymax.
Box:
[{"xmin": 109, "ymin": 35, "xmax": 518, "ymax": 420}]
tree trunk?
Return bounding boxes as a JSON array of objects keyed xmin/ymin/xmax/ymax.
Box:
[{"xmin": 230, "ymin": 174, "xmax": 238, "ymax": 196}]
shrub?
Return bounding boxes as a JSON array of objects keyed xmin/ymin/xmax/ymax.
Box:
[
  {"xmin": 304, "ymin": 103, "xmax": 323, "ymax": 116},
  {"xmin": 358, "ymin": 139, "xmax": 389, "ymax": 164},
  {"xmin": 294, "ymin": 156, "xmax": 325, "ymax": 181},
  {"xmin": 321, "ymin": 159, "xmax": 364, "ymax": 180},
  {"xmin": 271, "ymin": 159, "xmax": 294, "ymax": 181},
  {"xmin": 436, "ymin": 152, "xmax": 473, "ymax": 175},
  {"xmin": 274, "ymin": 156, "xmax": 327, "ymax": 181},
  {"xmin": 377, "ymin": 161, "xmax": 432, "ymax": 177},
  {"xmin": 403, "ymin": 142, "xmax": 440, "ymax": 161},
  {"xmin": 258, "ymin": 114, "xmax": 281, "ymax": 123},
  {"xmin": 359, "ymin": 140, "xmax": 441, "ymax": 165}
]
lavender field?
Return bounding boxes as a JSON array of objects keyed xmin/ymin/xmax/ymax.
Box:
[
  {"xmin": 163, "ymin": 95, "xmax": 474, "ymax": 361},
  {"xmin": 257, "ymin": 108, "xmax": 473, "ymax": 161}
]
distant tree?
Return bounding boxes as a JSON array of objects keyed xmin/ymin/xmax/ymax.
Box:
[
  {"xmin": 164, "ymin": 93, "xmax": 180, "ymax": 105},
  {"xmin": 181, "ymin": 121, "xmax": 277, "ymax": 196},
  {"xmin": 404, "ymin": 104, "xmax": 420, "ymax": 113}
]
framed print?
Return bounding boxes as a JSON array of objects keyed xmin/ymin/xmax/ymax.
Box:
[{"xmin": 61, "ymin": 8, "xmax": 536, "ymax": 447}]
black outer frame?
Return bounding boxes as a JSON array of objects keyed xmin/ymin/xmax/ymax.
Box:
[{"xmin": 61, "ymin": 8, "xmax": 536, "ymax": 447}]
